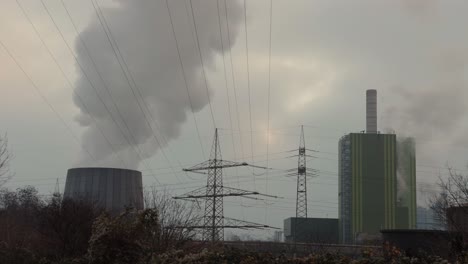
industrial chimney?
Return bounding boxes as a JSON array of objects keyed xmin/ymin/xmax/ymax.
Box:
[{"xmin": 366, "ymin": 89, "xmax": 377, "ymax": 133}]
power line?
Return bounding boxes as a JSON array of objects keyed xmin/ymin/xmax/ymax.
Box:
[
  {"xmin": 229, "ymin": 202, "xmax": 338, "ymax": 214},
  {"xmin": 91, "ymin": 0, "xmax": 183, "ymax": 183},
  {"xmin": 188, "ymin": 0, "xmax": 216, "ymax": 129},
  {"xmin": 243, "ymin": 0, "xmax": 256, "ymax": 184},
  {"xmin": 216, "ymin": 0, "xmax": 237, "ymax": 162},
  {"xmin": 38, "ymin": 0, "xmax": 135, "ymax": 168},
  {"xmin": 223, "ymin": 0, "xmax": 245, "ymax": 164},
  {"xmin": 266, "ymin": 0, "xmax": 273, "ymax": 180},
  {"xmin": 265, "ymin": 0, "xmax": 273, "ymax": 223},
  {"xmin": 7, "ymin": 170, "xmax": 441, "ymax": 196},
  {"xmin": 7, "ymin": 170, "xmax": 439, "ymax": 218},
  {"xmin": 58, "ymin": 0, "xmax": 160, "ymax": 184},
  {"xmin": 165, "ymin": 0, "xmax": 206, "ymax": 159},
  {"xmin": 14, "ymin": 0, "xmax": 130, "ymax": 167},
  {"xmin": 6, "ymin": 156, "xmax": 442, "ymax": 208},
  {"xmin": 216, "ymin": 0, "xmax": 245, "ymax": 219},
  {"xmin": 0, "ymin": 40, "xmax": 97, "ymax": 165}
]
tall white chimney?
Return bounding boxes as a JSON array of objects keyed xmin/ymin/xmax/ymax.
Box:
[{"xmin": 366, "ymin": 89, "xmax": 377, "ymax": 133}]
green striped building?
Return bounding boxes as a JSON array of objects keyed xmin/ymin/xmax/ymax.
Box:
[{"xmin": 338, "ymin": 133, "xmax": 416, "ymax": 244}]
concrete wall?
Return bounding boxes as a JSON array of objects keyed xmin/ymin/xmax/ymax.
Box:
[{"xmin": 64, "ymin": 167, "xmax": 144, "ymax": 213}]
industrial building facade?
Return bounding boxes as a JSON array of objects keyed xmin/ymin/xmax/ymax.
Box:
[
  {"xmin": 284, "ymin": 217, "xmax": 339, "ymax": 244},
  {"xmin": 338, "ymin": 133, "xmax": 416, "ymax": 244},
  {"xmin": 64, "ymin": 167, "xmax": 144, "ymax": 214}
]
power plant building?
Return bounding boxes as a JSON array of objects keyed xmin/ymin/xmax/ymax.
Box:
[
  {"xmin": 284, "ymin": 217, "xmax": 339, "ymax": 244},
  {"xmin": 338, "ymin": 90, "xmax": 416, "ymax": 244},
  {"xmin": 64, "ymin": 167, "xmax": 144, "ymax": 214}
]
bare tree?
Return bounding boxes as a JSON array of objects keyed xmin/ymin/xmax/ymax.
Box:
[
  {"xmin": 0, "ymin": 134, "xmax": 12, "ymax": 186},
  {"xmin": 430, "ymin": 167, "xmax": 468, "ymax": 232},
  {"xmin": 144, "ymin": 187, "xmax": 199, "ymax": 252}
]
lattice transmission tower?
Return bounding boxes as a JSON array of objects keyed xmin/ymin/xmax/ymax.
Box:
[
  {"xmin": 174, "ymin": 129, "xmax": 277, "ymax": 242},
  {"xmin": 296, "ymin": 125, "xmax": 308, "ymax": 218},
  {"xmin": 285, "ymin": 126, "xmax": 317, "ymax": 241}
]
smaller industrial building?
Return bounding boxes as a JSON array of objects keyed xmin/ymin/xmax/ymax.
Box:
[
  {"xmin": 284, "ymin": 217, "xmax": 339, "ymax": 244},
  {"xmin": 381, "ymin": 229, "xmax": 456, "ymax": 258},
  {"xmin": 446, "ymin": 205, "xmax": 468, "ymax": 233}
]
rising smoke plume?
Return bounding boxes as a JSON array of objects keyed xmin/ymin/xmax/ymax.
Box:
[
  {"xmin": 381, "ymin": 53, "xmax": 468, "ymax": 165},
  {"xmin": 73, "ymin": 0, "xmax": 242, "ymax": 168}
]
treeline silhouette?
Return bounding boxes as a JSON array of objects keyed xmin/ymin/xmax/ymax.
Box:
[{"xmin": 0, "ymin": 186, "xmax": 197, "ymax": 264}]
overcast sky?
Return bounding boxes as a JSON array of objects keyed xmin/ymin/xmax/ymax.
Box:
[{"xmin": 2, "ymin": 0, "xmax": 468, "ymax": 238}]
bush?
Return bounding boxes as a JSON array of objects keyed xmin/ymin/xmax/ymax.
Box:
[
  {"xmin": 0, "ymin": 187, "xmax": 98, "ymax": 263},
  {"xmin": 152, "ymin": 246, "xmax": 453, "ymax": 264},
  {"xmin": 86, "ymin": 212, "xmax": 143, "ymax": 264}
]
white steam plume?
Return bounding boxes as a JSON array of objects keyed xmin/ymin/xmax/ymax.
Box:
[{"xmin": 73, "ymin": 0, "xmax": 242, "ymax": 168}]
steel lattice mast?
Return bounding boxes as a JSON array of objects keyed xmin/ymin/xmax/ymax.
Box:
[
  {"xmin": 296, "ymin": 125, "xmax": 307, "ymax": 218},
  {"xmin": 174, "ymin": 129, "xmax": 277, "ymax": 242},
  {"xmin": 285, "ymin": 126, "xmax": 317, "ymax": 242}
]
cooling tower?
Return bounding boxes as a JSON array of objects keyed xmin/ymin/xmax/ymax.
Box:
[
  {"xmin": 64, "ymin": 167, "xmax": 144, "ymax": 213},
  {"xmin": 366, "ymin": 89, "xmax": 377, "ymax": 133}
]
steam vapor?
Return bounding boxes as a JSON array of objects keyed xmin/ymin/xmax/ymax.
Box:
[{"xmin": 73, "ymin": 0, "xmax": 242, "ymax": 169}]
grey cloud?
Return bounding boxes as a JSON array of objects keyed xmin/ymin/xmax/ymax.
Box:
[{"xmin": 249, "ymin": 1, "xmax": 468, "ymax": 161}]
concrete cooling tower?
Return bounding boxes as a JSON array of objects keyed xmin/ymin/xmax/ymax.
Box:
[{"xmin": 64, "ymin": 167, "xmax": 144, "ymax": 213}]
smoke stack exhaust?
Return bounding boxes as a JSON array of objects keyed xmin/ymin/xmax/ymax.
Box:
[{"xmin": 366, "ymin": 89, "xmax": 377, "ymax": 133}]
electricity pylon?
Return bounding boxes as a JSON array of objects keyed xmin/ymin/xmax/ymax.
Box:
[
  {"xmin": 174, "ymin": 128, "xmax": 277, "ymax": 242},
  {"xmin": 296, "ymin": 125, "xmax": 308, "ymax": 218},
  {"xmin": 285, "ymin": 125, "xmax": 317, "ymax": 241}
]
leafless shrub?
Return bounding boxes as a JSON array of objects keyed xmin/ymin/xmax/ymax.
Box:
[
  {"xmin": 0, "ymin": 134, "xmax": 13, "ymax": 187},
  {"xmin": 144, "ymin": 187, "xmax": 200, "ymax": 252},
  {"xmin": 429, "ymin": 167, "xmax": 468, "ymax": 231},
  {"xmin": 0, "ymin": 187, "xmax": 100, "ymax": 261}
]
